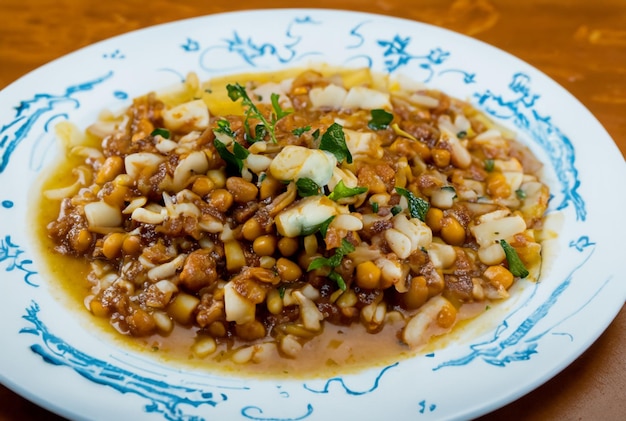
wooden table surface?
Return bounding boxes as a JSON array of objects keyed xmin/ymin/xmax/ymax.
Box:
[{"xmin": 1, "ymin": 0, "xmax": 624, "ymax": 419}]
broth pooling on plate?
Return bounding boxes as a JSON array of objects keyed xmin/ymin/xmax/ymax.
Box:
[{"xmin": 40, "ymin": 67, "xmax": 549, "ymax": 373}]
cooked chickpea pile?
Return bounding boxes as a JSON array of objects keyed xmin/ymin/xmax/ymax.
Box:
[{"xmin": 45, "ymin": 68, "xmax": 549, "ymax": 362}]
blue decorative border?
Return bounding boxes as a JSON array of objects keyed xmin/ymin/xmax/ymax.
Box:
[{"xmin": 2, "ymin": 11, "xmax": 597, "ymax": 421}]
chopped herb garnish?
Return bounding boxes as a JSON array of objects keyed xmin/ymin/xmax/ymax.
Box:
[
  {"xmin": 151, "ymin": 128, "xmax": 170, "ymax": 139},
  {"xmin": 300, "ymin": 215, "xmax": 336, "ymax": 237},
  {"xmin": 484, "ymin": 159, "xmax": 495, "ymax": 172},
  {"xmin": 372, "ymin": 202, "xmax": 379, "ymax": 213},
  {"xmin": 319, "ymin": 123, "xmax": 352, "ymax": 164},
  {"xmin": 499, "ymin": 239, "xmax": 529, "ymax": 278},
  {"xmin": 312, "ymin": 128, "xmax": 321, "ymax": 140},
  {"xmin": 515, "ymin": 189, "xmax": 527, "ymax": 199},
  {"xmin": 441, "ymin": 185, "xmax": 456, "ymax": 193},
  {"xmin": 278, "ymin": 286, "xmax": 286, "ymax": 299},
  {"xmin": 328, "ymin": 180, "xmax": 368, "ymax": 201},
  {"xmin": 296, "ymin": 178, "xmax": 322, "ymax": 197},
  {"xmin": 368, "ymin": 109, "xmax": 394, "ymax": 130},
  {"xmin": 213, "ymin": 119, "xmax": 236, "ymax": 137},
  {"xmin": 394, "ymin": 186, "xmax": 430, "ymax": 222},
  {"xmin": 213, "ymin": 138, "xmax": 249, "ymax": 175},
  {"xmin": 307, "ymin": 239, "xmax": 354, "ymax": 290},
  {"xmin": 318, "ymin": 215, "xmax": 336, "ymax": 238},
  {"xmin": 391, "ymin": 205, "xmax": 403, "ymax": 216},
  {"xmin": 226, "ymin": 83, "xmax": 292, "ymax": 143},
  {"xmin": 457, "ymin": 130, "xmax": 467, "ymax": 139},
  {"xmin": 292, "ymin": 126, "xmax": 311, "ymax": 136}
]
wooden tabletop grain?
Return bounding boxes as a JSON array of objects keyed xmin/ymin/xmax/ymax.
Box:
[{"xmin": 0, "ymin": 0, "xmax": 624, "ymax": 420}]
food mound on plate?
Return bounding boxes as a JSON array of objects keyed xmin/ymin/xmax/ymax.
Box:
[{"xmin": 43, "ymin": 67, "xmax": 549, "ymax": 364}]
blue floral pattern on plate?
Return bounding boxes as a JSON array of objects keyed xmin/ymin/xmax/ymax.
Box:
[{"xmin": 1, "ymin": 9, "xmax": 623, "ymax": 421}]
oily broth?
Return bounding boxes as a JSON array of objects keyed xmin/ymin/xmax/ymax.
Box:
[{"xmin": 32, "ymin": 66, "xmax": 547, "ymax": 379}]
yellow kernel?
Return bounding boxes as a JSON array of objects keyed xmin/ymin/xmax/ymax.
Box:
[
  {"xmin": 241, "ymin": 218, "xmax": 263, "ymax": 241},
  {"xmin": 483, "ymin": 265, "xmax": 515, "ymax": 290},
  {"xmin": 436, "ymin": 300, "xmax": 457, "ymax": 329},
  {"xmin": 226, "ymin": 176, "xmax": 259, "ymax": 203},
  {"xmin": 440, "ymin": 216, "xmax": 465, "ymax": 246},
  {"xmin": 96, "ymin": 156, "xmax": 124, "ymax": 185},
  {"xmin": 122, "ymin": 235, "xmax": 142, "ymax": 255},
  {"xmin": 278, "ymin": 237, "xmax": 299, "ymax": 257},
  {"xmin": 486, "ymin": 172, "xmax": 511, "ymax": 198},
  {"xmin": 425, "ymin": 207, "xmax": 444, "ymax": 232},
  {"xmin": 207, "ymin": 188, "xmax": 233, "ymax": 213},
  {"xmin": 73, "ymin": 229, "xmax": 93, "ymax": 253},
  {"xmin": 431, "ymin": 148, "xmax": 451, "ymax": 167},
  {"xmin": 102, "ymin": 232, "xmax": 126, "ymax": 259},
  {"xmin": 191, "ymin": 176, "xmax": 214, "ymax": 197},
  {"xmin": 402, "ymin": 275, "xmax": 429, "ymax": 310},
  {"xmin": 355, "ymin": 261, "xmax": 382, "ymax": 289},
  {"xmin": 253, "ymin": 235, "xmax": 277, "ymax": 256},
  {"xmin": 276, "ymin": 257, "xmax": 303, "ymax": 282}
]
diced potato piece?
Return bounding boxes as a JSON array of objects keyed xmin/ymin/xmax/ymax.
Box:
[
  {"xmin": 223, "ymin": 282, "xmax": 256, "ymax": 325},
  {"xmin": 309, "ymin": 84, "xmax": 348, "ymax": 109},
  {"xmin": 84, "ymin": 201, "xmax": 122, "ymax": 229},
  {"xmin": 162, "ymin": 99, "xmax": 210, "ymax": 132},
  {"xmin": 342, "ymin": 86, "xmax": 391, "ymax": 110},
  {"xmin": 275, "ymin": 196, "xmax": 342, "ymax": 238},
  {"xmin": 470, "ymin": 214, "xmax": 526, "ymax": 248},
  {"xmin": 269, "ymin": 145, "xmax": 337, "ymax": 187}
]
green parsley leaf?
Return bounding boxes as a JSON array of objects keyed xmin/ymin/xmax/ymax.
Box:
[
  {"xmin": 391, "ymin": 205, "xmax": 403, "ymax": 216},
  {"xmin": 368, "ymin": 109, "xmax": 394, "ymax": 130},
  {"xmin": 372, "ymin": 202, "xmax": 379, "ymax": 213},
  {"xmin": 319, "ymin": 123, "xmax": 352, "ymax": 164},
  {"xmin": 328, "ymin": 271, "xmax": 347, "ymax": 291},
  {"xmin": 296, "ymin": 178, "xmax": 322, "ymax": 197},
  {"xmin": 271, "ymin": 93, "xmax": 292, "ymax": 120},
  {"xmin": 457, "ymin": 130, "xmax": 467, "ymax": 139},
  {"xmin": 151, "ymin": 128, "xmax": 170, "ymax": 139},
  {"xmin": 515, "ymin": 188, "xmax": 527, "ymax": 199},
  {"xmin": 278, "ymin": 286, "xmax": 286, "ymax": 299},
  {"xmin": 312, "ymin": 128, "xmax": 320, "ymax": 141},
  {"xmin": 328, "ymin": 180, "xmax": 368, "ymax": 201},
  {"xmin": 307, "ymin": 239, "xmax": 354, "ymax": 291},
  {"xmin": 226, "ymin": 83, "xmax": 291, "ymax": 144},
  {"xmin": 318, "ymin": 216, "xmax": 336, "ymax": 238},
  {"xmin": 484, "ymin": 159, "xmax": 495, "ymax": 172},
  {"xmin": 213, "ymin": 138, "xmax": 249, "ymax": 175},
  {"xmin": 292, "ymin": 126, "xmax": 312, "ymax": 136},
  {"xmin": 499, "ymin": 239, "xmax": 529, "ymax": 278},
  {"xmin": 394, "ymin": 186, "xmax": 430, "ymax": 222},
  {"xmin": 213, "ymin": 119, "xmax": 236, "ymax": 137}
]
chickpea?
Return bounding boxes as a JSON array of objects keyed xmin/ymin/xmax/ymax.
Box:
[
  {"xmin": 355, "ymin": 261, "xmax": 382, "ymax": 289},
  {"xmin": 207, "ymin": 188, "xmax": 233, "ymax": 213},
  {"xmin": 277, "ymin": 237, "xmax": 299, "ymax": 257},
  {"xmin": 486, "ymin": 172, "xmax": 511, "ymax": 198},
  {"xmin": 192, "ymin": 176, "xmax": 214, "ymax": 197},
  {"xmin": 253, "ymin": 235, "xmax": 277, "ymax": 256},
  {"xmin": 235, "ymin": 320, "xmax": 266, "ymax": 341},
  {"xmin": 425, "ymin": 207, "xmax": 444, "ymax": 232},
  {"xmin": 436, "ymin": 300, "xmax": 457, "ymax": 329},
  {"xmin": 96, "ymin": 156, "xmax": 124, "ymax": 185},
  {"xmin": 402, "ymin": 275, "xmax": 429, "ymax": 310},
  {"xmin": 276, "ymin": 257, "xmax": 303, "ymax": 282},
  {"xmin": 72, "ymin": 229, "xmax": 93, "ymax": 253},
  {"xmin": 226, "ymin": 176, "xmax": 259, "ymax": 203},
  {"xmin": 102, "ymin": 232, "xmax": 126, "ymax": 259},
  {"xmin": 440, "ymin": 216, "xmax": 465, "ymax": 246},
  {"xmin": 483, "ymin": 265, "xmax": 514, "ymax": 290},
  {"xmin": 242, "ymin": 218, "xmax": 263, "ymax": 241},
  {"xmin": 431, "ymin": 148, "xmax": 451, "ymax": 167},
  {"xmin": 122, "ymin": 235, "xmax": 142, "ymax": 256}
]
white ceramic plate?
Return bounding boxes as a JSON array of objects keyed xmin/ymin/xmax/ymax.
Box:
[{"xmin": 1, "ymin": 9, "xmax": 624, "ymax": 421}]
